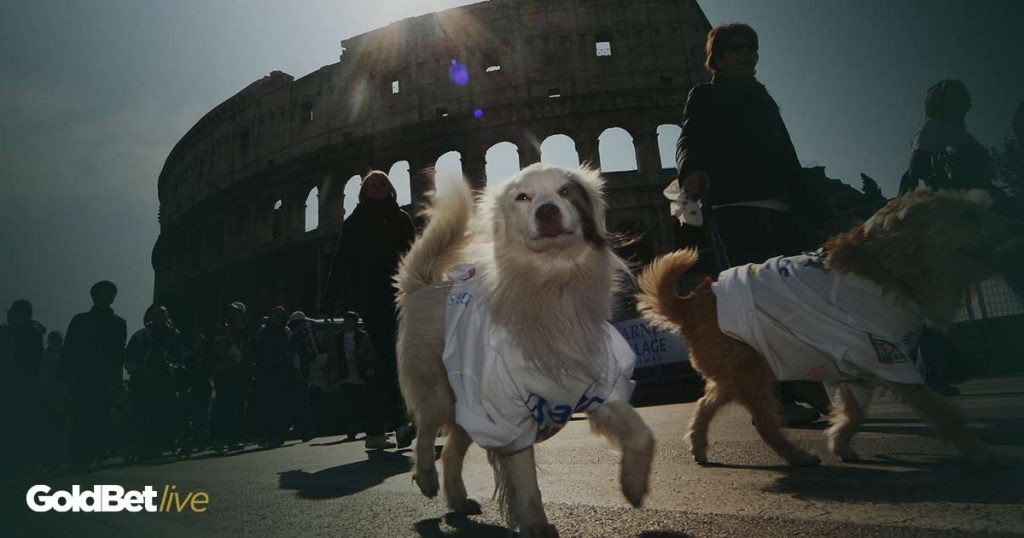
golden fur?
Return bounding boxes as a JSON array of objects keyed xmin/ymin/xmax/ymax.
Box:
[
  {"xmin": 396, "ymin": 164, "xmax": 654, "ymax": 537},
  {"xmin": 638, "ymin": 189, "xmax": 1017, "ymax": 467}
]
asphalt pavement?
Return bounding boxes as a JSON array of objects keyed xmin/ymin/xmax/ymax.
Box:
[{"xmin": 5, "ymin": 376, "xmax": 1024, "ymax": 537}]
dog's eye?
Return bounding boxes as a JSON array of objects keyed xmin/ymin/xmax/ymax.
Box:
[
  {"xmin": 515, "ymin": 192, "xmax": 531, "ymax": 202},
  {"xmin": 558, "ymin": 186, "xmax": 569, "ymax": 197}
]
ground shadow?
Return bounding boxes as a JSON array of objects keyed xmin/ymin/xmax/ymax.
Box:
[
  {"xmin": 278, "ymin": 449, "xmax": 413, "ymax": 499},
  {"xmin": 413, "ymin": 513, "xmax": 509, "ymax": 537},
  {"xmin": 636, "ymin": 531, "xmax": 692, "ymax": 538},
  {"xmin": 763, "ymin": 460, "xmax": 1024, "ymax": 504}
]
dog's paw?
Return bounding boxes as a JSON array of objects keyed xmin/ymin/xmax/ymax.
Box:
[
  {"xmin": 691, "ymin": 448, "xmax": 709, "ymax": 465},
  {"xmin": 786, "ymin": 451, "xmax": 822, "ymax": 467},
  {"xmin": 519, "ymin": 523, "xmax": 559, "ymax": 538},
  {"xmin": 448, "ymin": 497, "xmax": 482, "ymax": 515},
  {"xmin": 829, "ymin": 443, "xmax": 860, "ymax": 463},
  {"xmin": 413, "ymin": 468, "xmax": 440, "ymax": 498}
]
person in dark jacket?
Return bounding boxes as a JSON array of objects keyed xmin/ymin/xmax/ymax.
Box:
[
  {"xmin": 0, "ymin": 299, "xmax": 46, "ymax": 474},
  {"xmin": 61, "ymin": 281, "xmax": 128, "ymax": 470},
  {"xmin": 124, "ymin": 304, "xmax": 184, "ymax": 459},
  {"xmin": 671, "ymin": 23, "xmax": 833, "ymax": 424},
  {"xmin": 327, "ymin": 311, "xmax": 386, "ymax": 447},
  {"xmin": 898, "ymin": 80, "xmax": 1015, "ymax": 396},
  {"xmin": 252, "ymin": 306, "xmax": 295, "ymax": 447},
  {"xmin": 324, "ymin": 170, "xmax": 417, "ymax": 447},
  {"xmin": 208, "ymin": 301, "xmax": 252, "ymax": 452}
]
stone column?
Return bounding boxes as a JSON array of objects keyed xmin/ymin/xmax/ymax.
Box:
[
  {"xmin": 462, "ymin": 151, "xmax": 487, "ymax": 190},
  {"xmin": 576, "ymin": 134, "xmax": 600, "ymax": 170},
  {"xmin": 518, "ymin": 139, "xmax": 541, "ymax": 169},
  {"xmin": 635, "ymin": 124, "xmax": 662, "ymax": 175},
  {"xmin": 320, "ymin": 173, "xmax": 345, "ymax": 233}
]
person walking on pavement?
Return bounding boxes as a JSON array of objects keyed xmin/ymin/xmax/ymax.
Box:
[
  {"xmin": 208, "ymin": 301, "xmax": 252, "ymax": 452},
  {"xmin": 60, "ymin": 281, "xmax": 128, "ymax": 470},
  {"xmin": 124, "ymin": 304, "xmax": 184, "ymax": 459},
  {"xmin": 668, "ymin": 23, "xmax": 835, "ymax": 424}
]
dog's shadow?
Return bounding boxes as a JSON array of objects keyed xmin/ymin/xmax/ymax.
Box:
[
  {"xmin": 278, "ymin": 449, "xmax": 413, "ymax": 499},
  {"xmin": 762, "ymin": 457, "xmax": 1024, "ymax": 504},
  {"xmin": 413, "ymin": 513, "xmax": 510, "ymax": 538}
]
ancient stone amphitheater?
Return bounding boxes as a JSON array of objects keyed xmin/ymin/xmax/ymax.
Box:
[{"xmin": 153, "ymin": 0, "xmax": 712, "ymax": 333}]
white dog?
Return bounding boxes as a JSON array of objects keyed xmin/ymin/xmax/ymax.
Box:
[{"xmin": 395, "ymin": 163, "xmax": 655, "ymax": 537}]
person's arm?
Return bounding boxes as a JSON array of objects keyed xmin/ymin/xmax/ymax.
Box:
[
  {"xmin": 358, "ymin": 331, "xmax": 376, "ymax": 376},
  {"xmin": 676, "ymin": 85, "xmax": 714, "ymax": 193},
  {"xmin": 124, "ymin": 330, "xmax": 146, "ymax": 374}
]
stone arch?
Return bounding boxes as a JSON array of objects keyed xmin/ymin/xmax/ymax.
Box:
[
  {"xmin": 540, "ymin": 134, "xmax": 581, "ymax": 169},
  {"xmin": 485, "ymin": 142, "xmax": 520, "ymax": 185},
  {"xmin": 657, "ymin": 124, "xmax": 682, "ymax": 170},
  {"xmin": 342, "ymin": 174, "xmax": 361, "ymax": 220},
  {"xmin": 388, "ymin": 160, "xmax": 413, "ymax": 207},
  {"xmin": 433, "ymin": 150, "xmax": 464, "ymax": 194},
  {"xmin": 598, "ymin": 127, "xmax": 638, "ymax": 172},
  {"xmin": 304, "ymin": 187, "xmax": 319, "ymax": 232}
]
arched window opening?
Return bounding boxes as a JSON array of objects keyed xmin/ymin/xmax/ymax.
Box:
[
  {"xmin": 598, "ymin": 127, "xmax": 638, "ymax": 172},
  {"xmin": 304, "ymin": 187, "xmax": 319, "ymax": 232},
  {"xmin": 485, "ymin": 142, "xmax": 520, "ymax": 185},
  {"xmin": 434, "ymin": 151, "xmax": 464, "ymax": 195},
  {"xmin": 540, "ymin": 134, "xmax": 581, "ymax": 169},
  {"xmin": 388, "ymin": 160, "xmax": 412, "ymax": 207},
  {"xmin": 342, "ymin": 175, "xmax": 361, "ymax": 220},
  {"xmin": 657, "ymin": 124, "xmax": 682, "ymax": 170}
]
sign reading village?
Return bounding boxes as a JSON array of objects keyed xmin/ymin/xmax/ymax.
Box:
[{"xmin": 613, "ymin": 317, "xmax": 688, "ymax": 367}]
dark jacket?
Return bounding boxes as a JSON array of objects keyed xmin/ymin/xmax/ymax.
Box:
[
  {"xmin": 125, "ymin": 324, "xmax": 184, "ymax": 377},
  {"xmin": 207, "ymin": 324, "xmax": 253, "ymax": 384},
  {"xmin": 325, "ymin": 198, "xmax": 415, "ymax": 315},
  {"xmin": 676, "ymin": 75, "xmax": 830, "ymax": 225},
  {"xmin": 0, "ymin": 320, "xmax": 45, "ymax": 385},
  {"xmin": 253, "ymin": 325, "xmax": 294, "ymax": 372},
  {"xmin": 327, "ymin": 328, "xmax": 375, "ymax": 385},
  {"xmin": 60, "ymin": 306, "xmax": 127, "ymax": 395}
]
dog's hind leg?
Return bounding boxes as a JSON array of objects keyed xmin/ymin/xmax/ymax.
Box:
[
  {"xmin": 886, "ymin": 381, "xmax": 996, "ymax": 467},
  {"xmin": 441, "ymin": 423, "xmax": 481, "ymax": 514},
  {"xmin": 739, "ymin": 385, "xmax": 821, "ymax": 467},
  {"xmin": 587, "ymin": 400, "xmax": 655, "ymax": 507},
  {"xmin": 492, "ymin": 446, "xmax": 557, "ymax": 537},
  {"xmin": 826, "ymin": 382, "xmax": 870, "ymax": 462},
  {"xmin": 688, "ymin": 381, "xmax": 729, "ymax": 464}
]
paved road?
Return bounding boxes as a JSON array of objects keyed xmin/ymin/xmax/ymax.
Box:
[{"xmin": 6, "ymin": 376, "xmax": 1024, "ymax": 537}]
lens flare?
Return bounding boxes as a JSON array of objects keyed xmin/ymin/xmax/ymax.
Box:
[
  {"xmin": 473, "ymin": 108, "xmax": 484, "ymax": 118},
  {"xmin": 449, "ymin": 59, "xmax": 469, "ymax": 86}
]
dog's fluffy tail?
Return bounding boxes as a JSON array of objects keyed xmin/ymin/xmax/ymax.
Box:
[
  {"xmin": 394, "ymin": 179, "xmax": 475, "ymax": 303},
  {"xmin": 636, "ymin": 248, "xmax": 699, "ymax": 329}
]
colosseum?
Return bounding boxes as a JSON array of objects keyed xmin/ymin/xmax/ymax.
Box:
[{"xmin": 153, "ymin": 0, "xmax": 719, "ymax": 333}]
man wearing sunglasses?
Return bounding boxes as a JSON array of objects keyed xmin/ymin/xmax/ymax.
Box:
[{"xmin": 668, "ymin": 23, "xmax": 834, "ymax": 424}]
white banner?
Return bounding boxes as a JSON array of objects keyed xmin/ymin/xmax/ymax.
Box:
[{"xmin": 613, "ymin": 317, "xmax": 689, "ymax": 367}]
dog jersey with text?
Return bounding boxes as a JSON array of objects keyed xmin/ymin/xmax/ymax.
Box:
[
  {"xmin": 712, "ymin": 254, "xmax": 924, "ymax": 385},
  {"xmin": 442, "ymin": 264, "xmax": 636, "ymax": 453}
]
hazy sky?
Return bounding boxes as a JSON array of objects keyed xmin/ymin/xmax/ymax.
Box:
[{"xmin": 1, "ymin": 0, "xmax": 1022, "ymax": 336}]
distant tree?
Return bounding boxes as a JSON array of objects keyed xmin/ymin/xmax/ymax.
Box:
[{"xmin": 859, "ymin": 173, "xmax": 886, "ymax": 202}]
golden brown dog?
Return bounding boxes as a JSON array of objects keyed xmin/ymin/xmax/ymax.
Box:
[{"xmin": 638, "ymin": 188, "xmax": 1018, "ymax": 467}]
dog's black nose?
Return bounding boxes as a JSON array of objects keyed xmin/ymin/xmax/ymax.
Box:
[{"xmin": 535, "ymin": 203, "xmax": 561, "ymax": 223}]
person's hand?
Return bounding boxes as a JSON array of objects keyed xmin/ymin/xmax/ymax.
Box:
[{"xmin": 681, "ymin": 170, "xmax": 710, "ymax": 197}]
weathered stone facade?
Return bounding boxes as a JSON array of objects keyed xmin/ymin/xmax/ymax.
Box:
[{"xmin": 153, "ymin": 0, "xmax": 712, "ymax": 333}]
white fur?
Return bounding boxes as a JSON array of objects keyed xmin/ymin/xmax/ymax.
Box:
[{"xmin": 395, "ymin": 163, "xmax": 654, "ymax": 535}]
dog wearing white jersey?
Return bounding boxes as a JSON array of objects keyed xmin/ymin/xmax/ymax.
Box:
[
  {"xmin": 395, "ymin": 163, "xmax": 654, "ymax": 537},
  {"xmin": 638, "ymin": 188, "xmax": 1018, "ymax": 467}
]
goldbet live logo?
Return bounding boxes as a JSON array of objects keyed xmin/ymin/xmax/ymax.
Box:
[{"xmin": 27, "ymin": 485, "xmax": 209, "ymax": 513}]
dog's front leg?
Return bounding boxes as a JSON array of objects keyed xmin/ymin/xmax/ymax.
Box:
[
  {"xmin": 493, "ymin": 446, "xmax": 558, "ymax": 537},
  {"xmin": 826, "ymin": 382, "xmax": 871, "ymax": 462},
  {"xmin": 587, "ymin": 401, "xmax": 655, "ymax": 507},
  {"xmin": 887, "ymin": 381, "xmax": 996, "ymax": 467}
]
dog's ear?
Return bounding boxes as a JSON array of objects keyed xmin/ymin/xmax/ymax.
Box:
[{"xmin": 567, "ymin": 166, "xmax": 609, "ymax": 246}]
